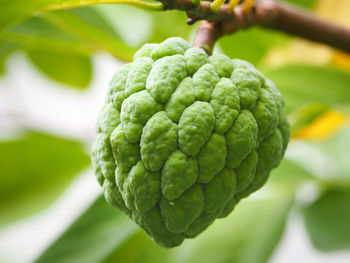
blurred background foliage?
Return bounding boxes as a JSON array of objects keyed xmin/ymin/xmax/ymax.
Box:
[{"xmin": 0, "ymin": 0, "xmax": 350, "ymax": 262}]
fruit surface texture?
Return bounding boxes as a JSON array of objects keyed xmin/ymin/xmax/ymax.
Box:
[{"xmin": 91, "ymin": 37, "xmax": 290, "ymax": 247}]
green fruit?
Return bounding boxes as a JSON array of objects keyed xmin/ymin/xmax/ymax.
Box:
[{"xmin": 91, "ymin": 37, "xmax": 290, "ymax": 247}]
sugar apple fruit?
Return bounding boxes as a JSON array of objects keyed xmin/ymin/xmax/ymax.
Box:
[{"xmin": 91, "ymin": 37, "xmax": 290, "ymax": 248}]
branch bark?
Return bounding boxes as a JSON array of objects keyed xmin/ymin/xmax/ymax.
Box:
[
  {"xmin": 161, "ymin": 0, "xmax": 350, "ymax": 54},
  {"xmin": 193, "ymin": 21, "xmax": 222, "ymax": 54}
]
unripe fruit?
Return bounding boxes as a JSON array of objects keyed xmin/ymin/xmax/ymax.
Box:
[{"xmin": 91, "ymin": 37, "xmax": 290, "ymax": 247}]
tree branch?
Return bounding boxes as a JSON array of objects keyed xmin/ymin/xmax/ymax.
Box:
[
  {"xmin": 161, "ymin": 0, "xmax": 350, "ymax": 54},
  {"xmin": 193, "ymin": 21, "xmax": 222, "ymax": 54},
  {"xmin": 266, "ymin": 1, "xmax": 350, "ymax": 53}
]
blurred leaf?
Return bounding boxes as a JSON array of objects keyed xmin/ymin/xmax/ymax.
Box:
[
  {"xmin": 219, "ymin": 28, "xmax": 288, "ymax": 65},
  {"xmin": 309, "ymin": 126, "xmax": 350, "ymax": 181},
  {"xmin": 1, "ymin": 7, "xmax": 136, "ymax": 87},
  {"xmin": 106, "ymin": 159, "xmax": 306, "ymax": 262},
  {"xmin": 148, "ymin": 11, "xmax": 191, "ymax": 43},
  {"xmin": 0, "ymin": 16, "xmax": 94, "ymax": 87},
  {"xmin": 173, "ymin": 197, "xmax": 293, "ymax": 263},
  {"xmin": 105, "ymin": 197, "xmax": 293, "ymax": 263},
  {"xmin": 292, "ymin": 109, "xmax": 348, "ymax": 140},
  {"xmin": 0, "ymin": 41, "xmax": 20, "ymax": 74},
  {"xmin": 303, "ymin": 188, "xmax": 350, "ymax": 251},
  {"xmin": 289, "ymin": 103, "xmax": 330, "ymax": 136},
  {"xmin": 35, "ymin": 149, "xmax": 301, "ymax": 263},
  {"xmin": 0, "ymin": 0, "xmax": 163, "ymax": 31},
  {"xmin": 104, "ymin": 230, "xmax": 171, "ymax": 263},
  {"xmin": 43, "ymin": 7, "xmax": 135, "ymax": 61},
  {"xmin": 0, "ymin": 131, "xmax": 90, "ymax": 226},
  {"xmin": 268, "ymin": 158, "xmax": 314, "ymax": 195},
  {"xmin": 287, "ymin": 125, "xmax": 350, "ymax": 184},
  {"xmin": 97, "ymin": 5, "xmax": 192, "ymax": 48},
  {"xmin": 1, "ymin": 1, "xmax": 191, "ymax": 70},
  {"xmin": 282, "ymin": 0, "xmax": 316, "ymax": 9},
  {"xmin": 1, "ymin": 7, "xmax": 135, "ymax": 60},
  {"xmin": 0, "ymin": 31, "xmax": 93, "ymax": 57},
  {"xmin": 27, "ymin": 49, "xmax": 92, "ymax": 88},
  {"xmin": 35, "ymin": 195, "xmax": 138, "ymax": 263},
  {"xmin": 40, "ymin": 193, "xmax": 292, "ymax": 263},
  {"xmin": 1, "ymin": 16, "xmax": 94, "ymax": 55},
  {"xmin": 265, "ymin": 64, "xmax": 350, "ymax": 114},
  {"xmin": 97, "ymin": 5, "xmax": 192, "ymax": 46},
  {"xmin": 94, "ymin": 5, "xmax": 152, "ymax": 47},
  {"xmin": 0, "ymin": 0, "xmax": 54, "ymax": 30}
]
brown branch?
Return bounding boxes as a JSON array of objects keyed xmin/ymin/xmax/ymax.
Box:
[
  {"xmin": 266, "ymin": 2, "xmax": 350, "ymax": 53},
  {"xmin": 193, "ymin": 21, "xmax": 222, "ymax": 54},
  {"xmin": 161, "ymin": 0, "xmax": 350, "ymax": 54}
]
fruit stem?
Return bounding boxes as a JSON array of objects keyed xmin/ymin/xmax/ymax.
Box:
[
  {"xmin": 210, "ymin": 0, "xmax": 226, "ymax": 13},
  {"xmin": 193, "ymin": 21, "xmax": 222, "ymax": 55},
  {"xmin": 228, "ymin": 0, "xmax": 240, "ymax": 11},
  {"xmin": 242, "ymin": 0, "xmax": 256, "ymax": 14}
]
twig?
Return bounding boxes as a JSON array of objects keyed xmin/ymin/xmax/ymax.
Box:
[
  {"xmin": 193, "ymin": 21, "xmax": 222, "ymax": 54},
  {"xmin": 160, "ymin": 0, "xmax": 350, "ymax": 53},
  {"xmin": 266, "ymin": 2, "xmax": 350, "ymax": 53}
]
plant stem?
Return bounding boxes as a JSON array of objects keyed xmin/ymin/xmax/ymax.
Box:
[
  {"xmin": 161, "ymin": 0, "xmax": 350, "ymax": 54},
  {"xmin": 265, "ymin": 1, "xmax": 350, "ymax": 54},
  {"xmin": 45, "ymin": 0, "xmax": 164, "ymax": 12},
  {"xmin": 228, "ymin": 0, "xmax": 240, "ymax": 10},
  {"xmin": 211, "ymin": 0, "xmax": 226, "ymax": 13},
  {"xmin": 193, "ymin": 21, "xmax": 221, "ymax": 54},
  {"xmin": 242, "ymin": 0, "xmax": 256, "ymax": 13}
]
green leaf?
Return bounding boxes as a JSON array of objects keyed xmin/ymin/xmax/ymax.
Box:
[
  {"xmin": 268, "ymin": 158, "xmax": 314, "ymax": 195},
  {"xmin": 1, "ymin": 16, "xmax": 94, "ymax": 56},
  {"xmin": 94, "ymin": 5, "xmax": 152, "ymax": 47},
  {"xmin": 148, "ymin": 11, "xmax": 191, "ymax": 43},
  {"xmin": 0, "ymin": 131, "xmax": 90, "ymax": 226},
  {"xmin": 308, "ymin": 126, "xmax": 350, "ymax": 183},
  {"xmin": 94, "ymin": 5, "xmax": 192, "ymax": 48},
  {"xmin": 313, "ymin": 126, "xmax": 350, "ymax": 182},
  {"xmin": 282, "ymin": 0, "xmax": 316, "ymax": 9},
  {"xmin": 303, "ymin": 188, "xmax": 350, "ymax": 251},
  {"xmin": 0, "ymin": 0, "xmax": 163, "ymax": 31},
  {"xmin": 27, "ymin": 49, "xmax": 92, "ymax": 88},
  {"xmin": 0, "ymin": 0, "xmax": 54, "ymax": 30},
  {"xmin": 107, "ymin": 197, "xmax": 293, "ymax": 263},
  {"xmin": 38, "ymin": 192, "xmax": 292, "ymax": 263},
  {"xmin": 288, "ymin": 102, "xmax": 330, "ymax": 135},
  {"xmin": 1, "ymin": 8, "xmax": 134, "ymax": 60},
  {"xmin": 1, "ymin": 8, "xmax": 136, "ymax": 86},
  {"xmin": 35, "ymin": 195, "xmax": 138, "ymax": 263},
  {"xmin": 43, "ymin": 7, "xmax": 135, "ymax": 62},
  {"xmin": 219, "ymin": 27, "xmax": 288, "ymax": 65},
  {"xmin": 175, "ymin": 197, "xmax": 293, "ymax": 263},
  {"xmin": 287, "ymin": 125, "xmax": 350, "ymax": 184},
  {"xmin": 0, "ymin": 2, "xmax": 190, "ymax": 64},
  {"xmin": 0, "ymin": 16, "xmax": 94, "ymax": 88},
  {"xmin": 264, "ymin": 64, "xmax": 350, "ymax": 114},
  {"xmin": 0, "ymin": 41, "xmax": 19, "ymax": 74}
]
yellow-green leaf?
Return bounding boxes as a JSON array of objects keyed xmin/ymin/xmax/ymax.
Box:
[{"xmin": 0, "ymin": 131, "xmax": 90, "ymax": 225}]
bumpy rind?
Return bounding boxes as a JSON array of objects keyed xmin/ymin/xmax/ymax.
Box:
[{"xmin": 91, "ymin": 37, "xmax": 290, "ymax": 248}]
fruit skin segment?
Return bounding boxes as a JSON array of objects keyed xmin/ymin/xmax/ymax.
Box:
[{"xmin": 91, "ymin": 37, "xmax": 290, "ymax": 248}]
